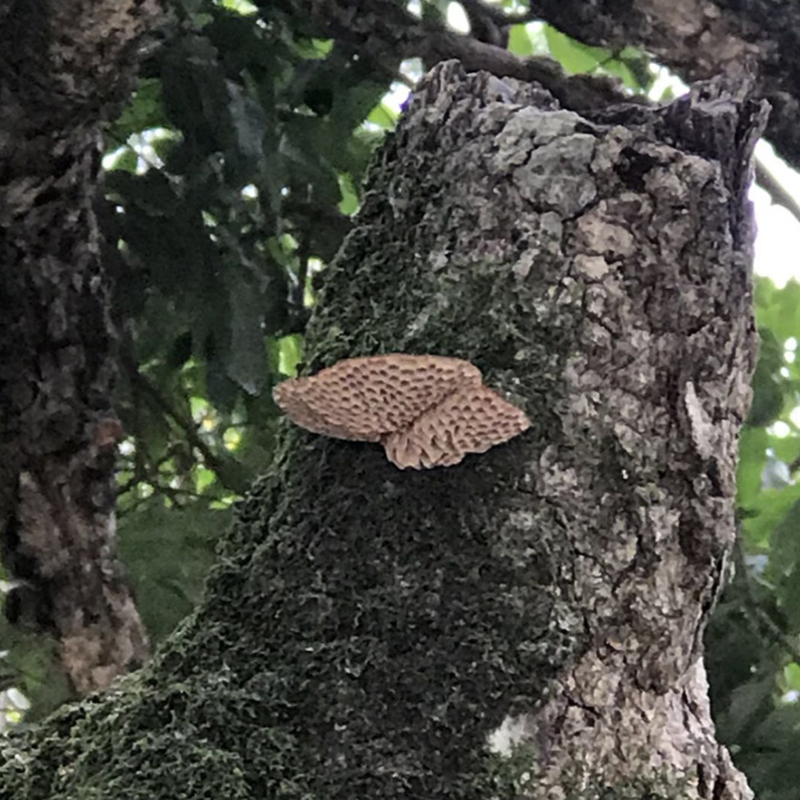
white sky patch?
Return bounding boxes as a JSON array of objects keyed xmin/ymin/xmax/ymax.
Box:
[
  {"xmin": 487, "ymin": 713, "xmax": 534, "ymax": 755},
  {"xmin": 447, "ymin": 1, "xmax": 470, "ymax": 33},
  {"xmin": 102, "ymin": 128, "xmax": 180, "ymax": 173},
  {"xmin": 770, "ymin": 421, "xmax": 792, "ymax": 438},
  {"xmin": 379, "ymin": 68, "xmax": 415, "ymax": 117},
  {"xmin": 752, "ymin": 141, "xmax": 800, "ymax": 288}
]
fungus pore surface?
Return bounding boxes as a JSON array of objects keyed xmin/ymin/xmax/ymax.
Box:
[{"xmin": 273, "ymin": 354, "xmax": 530, "ymax": 469}]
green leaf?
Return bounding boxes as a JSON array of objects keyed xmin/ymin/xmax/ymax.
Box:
[
  {"xmin": 338, "ymin": 173, "xmax": 359, "ymax": 216},
  {"xmin": 195, "ymin": 465, "xmax": 218, "ymax": 493},
  {"xmin": 220, "ymin": 0, "xmax": 257, "ymax": 15},
  {"xmin": 0, "ymin": 622, "xmax": 71, "ymax": 722},
  {"xmin": 771, "ymin": 497, "xmax": 800, "ymax": 570},
  {"xmin": 293, "ymin": 37, "xmax": 334, "ymax": 59},
  {"xmin": 603, "ymin": 47, "xmax": 653, "ymax": 92},
  {"xmin": 108, "ymin": 79, "xmax": 170, "ymax": 146},
  {"xmin": 119, "ymin": 503, "xmax": 225, "ymax": 641},
  {"xmin": 206, "ymin": 340, "xmax": 242, "ymax": 413},
  {"xmin": 281, "ymin": 116, "xmax": 343, "ymax": 207},
  {"xmin": 737, "ymin": 426, "xmax": 768, "ymax": 508},
  {"xmin": 769, "ymin": 498, "xmax": 800, "ymax": 631},
  {"xmin": 742, "ymin": 483, "xmax": 800, "ymax": 549},
  {"xmin": 227, "ymin": 81, "xmax": 267, "ymax": 161},
  {"xmin": 748, "ymin": 327, "xmax": 789, "ymax": 427},
  {"xmin": 757, "ymin": 278, "xmax": 800, "ymax": 343},
  {"xmin": 329, "ymin": 78, "xmax": 390, "ymax": 138},
  {"xmin": 367, "ymin": 102, "xmax": 398, "ymax": 131},
  {"xmin": 601, "ymin": 58, "xmax": 638, "ymax": 91},
  {"xmin": 106, "ymin": 169, "xmax": 181, "ymax": 217},
  {"xmin": 278, "ymin": 334, "xmax": 303, "ymax": 377},
  {"xmin": 508, "ymin": 24, "xmax": 534, "ymax": 57},
  {"xmin": 718, "ymin": 673, "xmax": 776, "ymax": 742},
  {"xmin": 769, "ymin": 432, "xmax": 800, "ymax": 467},
  {"xmin": 544, "ymin": 25, "xmax": 608, "ymax": 75},
  {"xmin": 161, "ymin": 35, "xmax": 231, "ymax": 157},
  {"xmin": 782, "ymin": 662, "xmax": 800, "ymax": 693},
  {"xmin": 106, "ymin": 146, "xmax": 140, "ymax": 174}
]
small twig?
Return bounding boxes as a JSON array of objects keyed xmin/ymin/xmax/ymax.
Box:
[
  {"xmin": 115, "ymin": 474, "xmax": 139, "ymax": 499},
  {"xmin": 394, "ymin": 69, "xmax": 416, "ymax": 89},
  {"xmin": 754, "ymin": 156, "xmax": 800, "ymax": 229}
]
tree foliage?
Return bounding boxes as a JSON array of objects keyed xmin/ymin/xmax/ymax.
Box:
[{"xmin": 2, "ymin": 2, "xmax": 800, "ymax": 799}]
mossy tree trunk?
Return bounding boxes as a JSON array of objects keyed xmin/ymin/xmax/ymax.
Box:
[{"xmin": 0, "ymin": 63, "xmax": 765, "ymax": 799}]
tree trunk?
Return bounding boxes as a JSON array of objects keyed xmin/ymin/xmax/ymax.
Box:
[
  {"xmin": 0, "ymin": 1, "xmax": 162, "ymax": 694},
  {"xmin": 0, "ymin": 62, "xmax": 764, "ymax": 799}
]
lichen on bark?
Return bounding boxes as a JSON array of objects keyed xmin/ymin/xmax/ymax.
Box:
[{"xmin": 0, "ymin": 62, "xmax": 766, "ymax": 799}]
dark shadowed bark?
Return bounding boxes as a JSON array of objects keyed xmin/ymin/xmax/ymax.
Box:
[
  {"xmin": 0, "ymin": 1, "xmax": 163, "ymax": 693},
  {"xmin": 531, "ymin": 0, "xmax": 800, "ymax": 169},
  {"xmin": 0, "ymin": 62, "xmax": 765, "ymax": 798}
]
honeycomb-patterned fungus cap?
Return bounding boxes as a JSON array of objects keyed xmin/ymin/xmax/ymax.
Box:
[{"xmin": 273, "ymin": 354, "xmax": 531, "ymax": 469}]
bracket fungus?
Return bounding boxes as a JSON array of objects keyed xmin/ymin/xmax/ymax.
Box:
[{"xmin": 272, "ymin": 354, "xmax": 530, "ymax": 469}]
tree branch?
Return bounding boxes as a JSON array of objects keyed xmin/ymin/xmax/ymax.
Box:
[
  {"xmin": 291, "ymin": 0, "xmax": 636, "ymax": 111},
  {"xmin": 121, "ymin": 351, "xmax": 251, "ymax": 497}
]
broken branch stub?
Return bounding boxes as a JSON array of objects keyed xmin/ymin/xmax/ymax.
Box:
[{"xmin": 273, "ymin": 354, "xmax": 531, "ymax": 469}]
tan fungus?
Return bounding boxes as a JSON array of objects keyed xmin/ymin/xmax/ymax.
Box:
[{"xmin": 273, "ymin": 354, "xmax": 530, "ymax": 469}]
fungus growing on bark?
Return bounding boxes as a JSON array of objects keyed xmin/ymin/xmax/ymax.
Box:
[{"xmin": 273, "ymin": 354, "xmax": 530, "ymax": 469}]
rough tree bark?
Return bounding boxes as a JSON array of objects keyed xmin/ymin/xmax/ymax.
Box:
[
  {"xmin": 0, "ymin": 61, "xmax": 765, "ymax": 798},
  {"xmin": 0, "ymin": 1, "xmax": 162, "ymax": 694}
]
